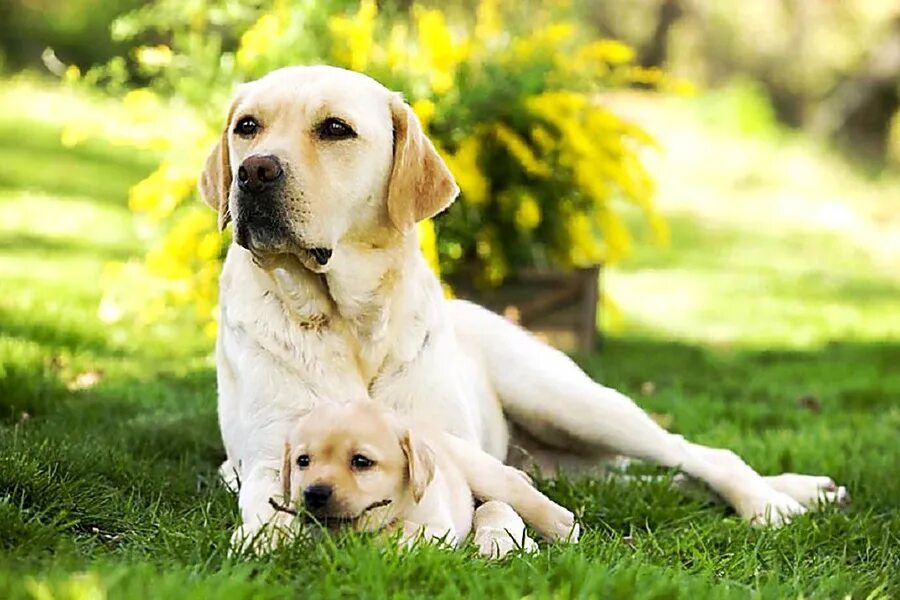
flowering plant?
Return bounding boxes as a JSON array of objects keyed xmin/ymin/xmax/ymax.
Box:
[{"xmin": 68, "ymin": 0, "xmax": 674, "ymax": 331}]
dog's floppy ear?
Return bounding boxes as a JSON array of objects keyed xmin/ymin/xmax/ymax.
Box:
[
  {"xmin": 386, "ymin": 94, "xmax": 460, "ymax": 231},
  {"xmin": 399, "ymin": 429, "xmax": 435, "ymax": 503},
  {"xmin": 199, "ymin": 94, "xmax": 241, "ymax": 231}
]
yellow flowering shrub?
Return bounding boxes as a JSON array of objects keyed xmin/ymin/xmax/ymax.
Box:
[{"xmin": 71, "ymin": 0, "xmax": 674, "ymax": 330}]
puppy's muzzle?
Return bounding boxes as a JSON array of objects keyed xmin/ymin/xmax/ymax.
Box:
[{"xmin": 303, "ymin": 484, "xmax": 333, "ymax": 511}]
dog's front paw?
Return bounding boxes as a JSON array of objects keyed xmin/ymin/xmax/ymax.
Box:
[
  {"xmin": 473, "ymin": 527, "xmax": 537, "ymax": 559},
  {"xmin": 736, "ymin": 487, "xmax": 807, "ymax": 527},
  {"xmin": 229, "ymin": 524, "xmax": 263, "ymax": 556},
  {"xmin": 764, "ymin": 474, "xmax": 850, "ymax": 509},
  {"xmin": 218, "ymin": 459, "xmax": 241, "ymax": 494},
  {"xmin": 229, "ymin": 514, "xmax": 295, "ymax": 556}
]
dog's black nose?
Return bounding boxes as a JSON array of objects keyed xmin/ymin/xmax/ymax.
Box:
[
  {"xmin": 303, "ymin": 484, "xmax": 333, "ymax": 510},
  {"xmin": 237, "ymin": 154, "xmax": 283, "ymax": 194},
  {"xmin": 309, "ymin": 247, "xmax": 332, "ymax": 266}
]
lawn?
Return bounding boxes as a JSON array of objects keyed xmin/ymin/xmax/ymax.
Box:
[{"xmin": 0, "ymin": 78, "xmax": 898, "ymax": 599}]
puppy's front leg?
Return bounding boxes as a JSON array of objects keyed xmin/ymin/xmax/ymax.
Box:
[
  {"xmin": 397, "ymin": 519, "xmax": 460, "ymax": 550},
  {"xmin": 472, "ymin": 500, "xmax": 537, "ymax": 559},
  {"xmin": 395, "ymin": 492, "xmax": 462, "ymax": 550},
  {"xmin": 437, "ymin": 432, "xmax": 579, "ymax": 543},
  {"xmin": 231, "ymin": 460, "xmax": 295, "ymax": 554}
]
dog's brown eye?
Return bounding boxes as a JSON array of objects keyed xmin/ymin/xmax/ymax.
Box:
[
  {"xmin": 317, "ymin": 117, "xmax": 356, "ymax": 140},
  {"xmin": 297, "ymin": 454, "xmax": 310, "ymax": 468},
  {"xmin": 350, "ymin": 454, "xmax": 374, "ymax": 469},
  {"xmin": 234, "ymin": 116, "xmax": 260, "ymax": 137}
]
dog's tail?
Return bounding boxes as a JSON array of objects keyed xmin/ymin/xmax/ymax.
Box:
[{"xmin": 447, "ymin": 299, "xmax": 678, "ymax": 463}]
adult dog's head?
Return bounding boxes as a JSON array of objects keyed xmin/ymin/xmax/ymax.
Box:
[{"xmin": 199, "ymin": 65, "xmax": 459, "ymax": 272}]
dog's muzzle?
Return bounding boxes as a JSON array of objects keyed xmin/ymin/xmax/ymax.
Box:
[
  {"xmin": 232, "ymin": 155, "xmax": 332, "ymax": 269},
  {"xmin": 237, "ymin": 154, "xmax": 283, "ymax": 194},
  {"xmin": 233, "ymin": 154, "xmax": 292, "ymax": 254}
]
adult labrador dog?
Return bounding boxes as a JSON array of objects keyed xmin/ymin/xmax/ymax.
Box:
[{"xmin": 200, "ymin": 65, "xmax": 847, "ymax": 548}]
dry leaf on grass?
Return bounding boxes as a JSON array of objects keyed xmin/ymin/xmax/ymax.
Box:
[
  {"xmin": 797, "ymin": 394, "xmax": 822, "ymax": 414},
  {"xmin": 67, "ymin": 370, "xmax": 103, "ymax": 391},
  {"xmin": 650, "ymin": 412, "xmax": 673, "ymax": 429}
]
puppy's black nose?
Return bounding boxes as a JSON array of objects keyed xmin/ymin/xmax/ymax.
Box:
[
  {"xmin": 303, "ymin": 484, "xmax": 333, "ymax": 510},
  {"xmin": 309, "ymin": 247, "xmax": 332, "ymax": 266},
  {"xmin": 237, "ymin": 154, "xmax": 283, "ymax": 194}
]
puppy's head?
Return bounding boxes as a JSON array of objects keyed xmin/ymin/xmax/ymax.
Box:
[
  {"xmin": 199, "ymin": 65, "xmax": 459, "ymax": 272},
  {"xmin": 283, "ymin": 402, "xmax": 435, "ymax": 531}
]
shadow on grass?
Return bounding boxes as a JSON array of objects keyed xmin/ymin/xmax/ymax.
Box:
[
  {"xmin": 0, "ymin": 118, "xmax": 154, "ymax": 205},
  {"xmin": 578, "ymin": 337, "xmax": 900, "ymax": 420},
  {"xmin": 0, "ymin": 306, "xmax": 123, "ymax": 358},
  {"xmin": 0, "ymin": 232, "xmax": 137, "ymax": 262},
  {"xmin": 0, "ymin": 333, "xmax": 897, "ymax": 596},
  {"xmin": 4, "ymin": 334, "xmax": 899, "ymax": 501}
]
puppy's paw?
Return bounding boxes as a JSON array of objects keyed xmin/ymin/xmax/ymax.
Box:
[
  {"xmin": 473, "ymin": 527, "xmax": 537, "ymax": 559},
  {"xmin": 398, "ymin": 522, "xmax": 459, "ymax": 551}
]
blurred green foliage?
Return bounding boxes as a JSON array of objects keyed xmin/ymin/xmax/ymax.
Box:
[
  {"xmin": 585, "ymin": 0, "xmax": 900, "ymax": 166},
  {"xmin": 0, "ymin": 0, "xmax": 146, "ymax": 71},
  {"xmin": 61, "ymin": 0, "xmax": 678, "ymax": 330},
  {"xmin": 1, "ymin": 80, "xmax": 899, "ymax": 597}
]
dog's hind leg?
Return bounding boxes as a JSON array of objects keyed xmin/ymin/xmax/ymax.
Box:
[{"xmin": 450, "ymin": 300, "xmax": 846, "ymax": 525}]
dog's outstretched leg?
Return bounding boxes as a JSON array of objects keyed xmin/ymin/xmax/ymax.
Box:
[{"xmin": 450, "ymin": 300, "xmax": 847, "ymax": 526}]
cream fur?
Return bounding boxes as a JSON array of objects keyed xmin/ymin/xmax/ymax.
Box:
[
  {"xmin": 272, "ymin": 402, "xmax": 576, "ymax": 558},
  {"xmin": 204, "ymin": 66, "xmax": 848, "ymax": 550}
]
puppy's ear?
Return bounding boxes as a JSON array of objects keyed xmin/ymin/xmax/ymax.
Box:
[
  {"xmin": 281, "ymin": 441, "xmax": 292, "ymax": 505},
  {"xmin": 386, "ymin": 94, "xmax": 460, "ymax": 231},
  {"xmin": 399, "ymin": 429, "xmax": 435, "ymax": 503},
  {"xmin": 199, "ymin": 94, "xmax": 241, "ymax": 231}
]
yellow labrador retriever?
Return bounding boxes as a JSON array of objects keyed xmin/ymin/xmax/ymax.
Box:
[
  {"xmin": 200, "ymin": 66, "xmax": 847, "ymax": 550},
  {"xmin": 274, "ymin": 401, "xmax": 577, "ymax": 557}
]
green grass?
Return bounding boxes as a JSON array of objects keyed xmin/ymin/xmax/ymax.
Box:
[{"xmin": 1, "ymin": 79, "xmax": 898, "ymax": 599}]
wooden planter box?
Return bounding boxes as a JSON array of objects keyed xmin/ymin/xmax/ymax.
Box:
[{"xmin": 447, "ymin": 265, "xmax": 602, "ymax": 353}]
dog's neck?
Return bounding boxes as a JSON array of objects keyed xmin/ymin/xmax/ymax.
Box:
[
  {"xmin": 325, "ymin": 232, "xmax": 439, "ymax": 381},
  {"xmin": 323, "ymin": 238, "xmax": 412, "ymax": 330},
  {"xmin": 260, "ymin": 229, "xmax": 440, "ymax": 382}
]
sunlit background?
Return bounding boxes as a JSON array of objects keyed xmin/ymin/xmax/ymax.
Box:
[
  {"xmin": 2, "ymin": 0, "xmax": 898, "ymax": 350},
  {"xmin": 2, "ymin": 2, "xmax": 900, "ymax": 597}
]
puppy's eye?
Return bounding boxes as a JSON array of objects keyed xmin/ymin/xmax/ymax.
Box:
[
  {"xmin": 296, "ymin": 454, "xmax": 310, "ymax": 468},
  {"xmin": 350, "ymin": 454, "xmax": 374, "ymax": 469},
  {"xmin": 234, "ymin": 116, "xmax": 260, "ymax": 137},
  {"xmin": 317, "ymin": 117, "xmax": 356, "ymax": 140}
]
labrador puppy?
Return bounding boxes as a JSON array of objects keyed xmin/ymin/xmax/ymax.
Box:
[
  {"xmin": 268, "ymin": 401, "xmax": 578, "ymax": 558},
  {"xmin": 201, "ymin": 65, "xmax": 847, "ymax": 549}
]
